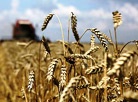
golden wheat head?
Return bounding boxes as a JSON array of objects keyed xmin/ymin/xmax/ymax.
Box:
[
  {"xmin": 47, "ymin": 59, "xmax": 58, "ymax": 81},
  {"xmin": 107, "ymin": 51, "xmax": 137, "ymax": 76},
  {"xmin": 90, "ymin": 28, "xmax": 108, "ymax": 51},
  {"xmin": 71, "ymin": 12, "xmax": 80, "ymax": 42},
  {"xmin": 41, "ymin": 13, "xmax": 54, "ymax": 31},
  {"xmin": 42, "ymin": 36, "xmax": 50, "ymax": 54},
  {"xmin": 112, "ymin": 11, "xmax": 122, "ymax": 28}
]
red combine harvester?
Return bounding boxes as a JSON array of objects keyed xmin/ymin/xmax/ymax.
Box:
[{"xmin": 13, "ymin": 20, "xmax": 38, "ymax": 40}]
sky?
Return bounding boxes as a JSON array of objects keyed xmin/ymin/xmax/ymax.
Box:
[{"xmin": 0, "ymin": 0, "xmax": 138, "ymax": 43}]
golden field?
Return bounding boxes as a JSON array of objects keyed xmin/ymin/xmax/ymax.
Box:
[{"xmin": 0, "ymin": 40, "xmax": 137, "ymax": 102}]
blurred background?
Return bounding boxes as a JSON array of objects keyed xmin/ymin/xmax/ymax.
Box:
[{"xmin": 0, "ymin": 0, "xmax": 138, "ymax": 43}]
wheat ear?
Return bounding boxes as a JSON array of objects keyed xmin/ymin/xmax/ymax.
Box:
[
  {"xmin": 101, "ymin": 33, "xmax": 114, "ymax": 45},
  {"xmin": 84, "ymin": 46, "xmax": 100, "ymax": 55},
  {"xmin": 59, "ymin": 65, "xmax": 67, "ymax": 93},
  {"xmin": 41, "ymin": 13, "xmax": 54, "ymax": 31},
  {"xmin": 90, "ymin": 35, "xmax": 95, "ymax": 48},
  {"xmin": 27, "ymin": 70, "xmax": 35, "ymax": 92},
  {"xmin": 59, "ymin": 76, "xmax": 82, "ymax": 102},
  {"xmin": 89, "ymin": 76, "xmax": 110, "ymax": 90},
  {"xmin": 85, "ymin": 63, "xmax": 104, "ymax": 74},
  {"xmin": 68, "ymin": 54, "xmax": 95, "ymax": 62},
  {"xmin": 42, "ymin": 36, "xmax": 50, "ymax": 54},
  {"xmin": 47, "ymin": 59, "xmax": 58, "ymax": 81},
  {"xmin": 107, "ymin": 51, "xmax": 136, "ymax": 76},
  {"xmin": 112, "ymin": 11, "xmax": 122, "ymax": 28},
  {"xmin": 71, "ymin": 12, "xmax": 79, "ymax": 42},
  {"xmin": 90, "ymin": 28, "xmax": 108, "ymax": 51}
]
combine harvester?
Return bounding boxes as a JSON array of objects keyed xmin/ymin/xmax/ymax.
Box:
[{"xmin": 13, "ymin": 19, "xmax": 39, "ymax": 41}]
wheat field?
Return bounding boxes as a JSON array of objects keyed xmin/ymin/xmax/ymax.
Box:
[{"xmin": 0, "ymin": 11, "xmax": 138, "ymax": 102}]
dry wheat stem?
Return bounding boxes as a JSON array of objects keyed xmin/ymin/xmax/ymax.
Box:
[
  {"xmin": 120, "ymin": 40, "xmax": 138, "ymax": 53},
  {"xmin": 54, "ymin": 14, "xmax": 66, "ymax": 57}
]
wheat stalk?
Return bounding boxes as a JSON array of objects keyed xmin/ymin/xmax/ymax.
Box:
[{"xmin": 58, "ymin": 40, "xmax": 73, "ymax": 54}]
